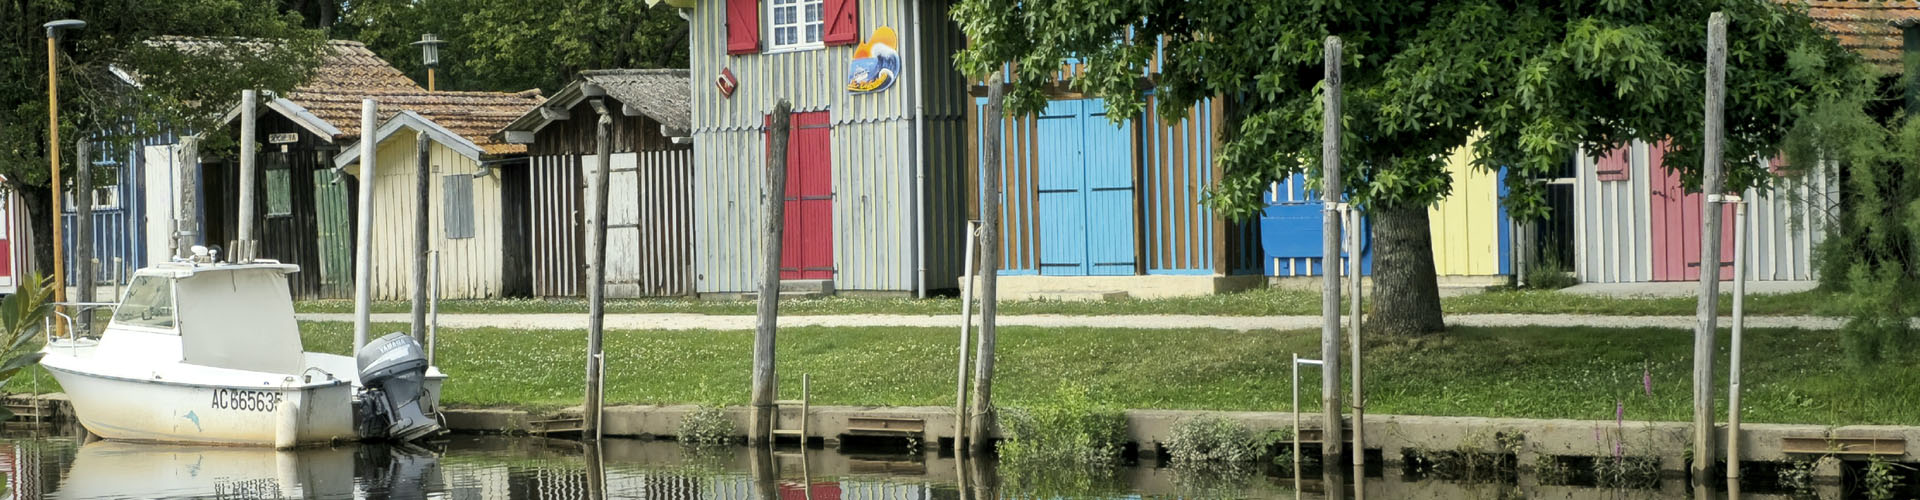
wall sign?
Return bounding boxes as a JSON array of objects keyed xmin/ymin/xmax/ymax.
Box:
[
  {"xmin": 847, "ymin": 27, "xmax": 900, "ymax": 94},
  {"xmin": 716, "ymin": 68, "xmax": 738, "ymax": 98},
  {"xmin": 267, "ymin": 133, "xmax": 299, "ymax": 144}
]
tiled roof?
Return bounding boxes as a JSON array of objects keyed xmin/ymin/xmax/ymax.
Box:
[
  {"xmin": 151, "ymin": 38, "xmax": 542, "ymax": 155},
  {"xmin": 289, "ymin": 87, "xmax": 545, "ymax": 155},
  {"xmin": 1786, "ymin": 0, "xmax": 1920, "ymax": 69}
]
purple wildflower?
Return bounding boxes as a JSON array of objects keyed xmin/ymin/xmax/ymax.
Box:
[
  {"xmin": 1616, "ymin": 400, "xmax": 1624, "ymax": 427},
  {"xmin": 1643, "ymin": 366, "xmax": 1653, "ymax": 397}
]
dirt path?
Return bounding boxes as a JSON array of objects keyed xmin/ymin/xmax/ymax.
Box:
[{"xmin": 295, "ymin": 312, "xmax": 1851, "ymax": 332}]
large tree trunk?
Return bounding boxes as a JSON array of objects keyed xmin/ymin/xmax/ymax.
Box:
[
  {"xmin": 19, "ymin": 185, "xmax": 54, "ymax": 278},
  {"xmin": 1367, "ymin": 201, "xmax": 1444, "ymax": 335}
]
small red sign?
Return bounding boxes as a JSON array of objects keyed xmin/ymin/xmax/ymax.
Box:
[{"xmin": 716, "ymin": 68, "xmax": 738, "ymax": 98}]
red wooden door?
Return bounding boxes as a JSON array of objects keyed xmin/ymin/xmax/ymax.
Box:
[
  {"xmin": 780, "ymin": 111, "xmax": 834, "ymax": 279},
  {"xmin": 1648, "ymin": 143, "xmax": 1735, "ymax": 281}
]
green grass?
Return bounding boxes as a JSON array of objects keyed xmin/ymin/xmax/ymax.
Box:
[
  {"xmin": 294, "ymin": 287, "xmax": 1843, "ymax": 317},
  {"xmin": 254, "ymin": 321, "xmax": 1917, "ymax": 426}
]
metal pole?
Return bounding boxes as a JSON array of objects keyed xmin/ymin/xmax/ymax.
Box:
[
  {"xmin": 1693, "ymin": 12, "xmax": 1728, "ymax": 482},
  {"xmin": 750, "ymin": 99, "xmax": 791, "ymax": 444},
  {"xmin": 429, "ymin": 251, "xmax": 440, "ymax": 366},
  {"xmin": 584, "ymin": 99, "xmax": 615, "ymax": 439},
  {"xmin": 1348, "ymin": 206, "xmax": 1364, "ymax": 476},
  {"xmin": 411, "ymin": 131, "xmax": 431, "ymax": 343},
  {"xmin": 954, "ymin": 220, "xmax": 979, "ymax": 448},
  {"xmin": 237, "ymin": 90, "xmax": 258, "ymax": 260},
  {"xmin": 1320, "ymin": 35, "xmax": 1346, "ymax": 461},
  {"xmin": 1727, "ymin": 195, "xmax": 1746, "ymax": 479},
  {"xmin": 1291, "ymin": 352, "xmax": 1301, "ymax": 488},
  {"xmin": 74, "ymin": 138, "xmax": 93, "ymax": 332},
  {"xmin": 352, "ymin": 99, "xmax": 378, "ymax": 355}
]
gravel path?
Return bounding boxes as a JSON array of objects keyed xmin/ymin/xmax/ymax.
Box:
[{"xmin": 296, "ymin": 312, "xmax": 1851, "ymax": 332}]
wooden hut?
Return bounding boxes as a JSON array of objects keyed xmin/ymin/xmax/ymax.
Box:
[
  {"xmin": 496, "ymin": 69, "xmax": 695, "ymax": 298},
  {"xmin": 967, "ymin": 90, "xmax": 1265, "ymax": 299},
  {"xmin": 686, "ymin": 0, "xmax": 970, "ymax": 296},
  {"xmin": 333, "ymin": 92, "xmax": 544, "ymax": 300},
  {"xmin": 1571, "ymin": 140, "xmax": 1836, "ymax": 284},
  {"xmin": 1261, "ymin": 141, "xmax": 1513, "ymax": 284}
]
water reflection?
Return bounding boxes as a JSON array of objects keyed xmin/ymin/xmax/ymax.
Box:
[{"xmin": 0, "ymin": 430, "xmax": 1868, "ymax": 499}]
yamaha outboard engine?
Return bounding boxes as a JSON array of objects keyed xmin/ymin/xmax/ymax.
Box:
[{"xmin": 356, "ymin": 332, "xmax": 441, "ymax": 442}]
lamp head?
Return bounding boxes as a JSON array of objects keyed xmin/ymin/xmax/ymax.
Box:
[
  {"xmin": 410, "ymin": 33, "xmax": 447, "ymax": 68},
  {"xmin": 44, "ymin": 19, "xmax": 85, "ymax": 39}
]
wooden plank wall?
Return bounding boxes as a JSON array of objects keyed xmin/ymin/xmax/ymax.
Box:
[
  {"xmin": 527, "ymin": 98, "xmax": 695, "ymax": 297},
  {"xmin": 200, "ymin": 113, "xmax": 338, "ymax": 298},
  {"xmin": 528, "ymin": 154, "xmax": 583, "ymax": 297},
  {"xmin": 366, "ymin": 133, "xmax": 504, "ymax": 300},
  {"xmin": 1427, "ymin": 144, "xmax": 1507, "ymax": 277}
]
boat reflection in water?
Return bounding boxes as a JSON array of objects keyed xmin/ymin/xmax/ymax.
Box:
[{"xmin": 49, "ymin": 439, "xmax": 441, "ymax": 499}]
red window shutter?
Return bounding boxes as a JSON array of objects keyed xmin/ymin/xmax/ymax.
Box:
[
  {"xmin": 727, "ymin": 0, "xmax": 761, "ymax": 55},
  {"xmin": 822, "ymin": 0, "xmax": 859, "ymax": 46},
  {"xmin": 1596, "ymin": 145, "xmax": 1631, "ymax": 182}
]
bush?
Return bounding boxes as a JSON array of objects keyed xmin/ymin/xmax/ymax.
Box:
[
  {"xmin": 677, "ymin": 405, "xmax": 736, "ymax": 447},
  {"xmin": 999, "ymin": 384, "xmax": 1127, "ymax": 469},
  {"xmin": 1165, "ymin": 415, "xmax": 1263, "ymax": 464}
]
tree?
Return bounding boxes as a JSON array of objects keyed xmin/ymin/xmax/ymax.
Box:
[
  {"xmin": 315, "ymin": 0, "xmax": 689, "ymax": 94},
  {"xmin": 953, "ymin": 0, "xmax": 1863, "ymax": 335},
  {"xmin": 0, "ymin": 1, "xmax": 325, "ymax": 276}
]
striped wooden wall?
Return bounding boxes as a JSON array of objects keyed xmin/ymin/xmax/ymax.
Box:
[
  {"xmin": 1262, "ymin": 173, "xmax": 1368, "ymax": 277},
  {"xmin": 365, "ymin": 133, "xmax": 504, "ymax": 300},
  {"xmin": 1573, "ymin": 139, "xmax": 1834, "ymax": 283},
  {"xmin": 586, "ymin": 151, "xmax": 696, "ymax": 297},
  {"xmin": 529, "ymin": 154, "xmax": 583, "ymax": 297},
  {"xmin": 63, "ymin": 134, "xmax": 146, "ymax": 286},
  {"xmin": 1427, "ymin": 144, "xmax": 1511, "ymax": 277},
  {"xmin": 1140, "ymin": 95, "xmax": 1223, "ymax": 275}
]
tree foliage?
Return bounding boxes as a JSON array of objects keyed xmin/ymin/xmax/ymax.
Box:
[
  {"xmin": 953, "ymin": 0, "xmax": 1861, "ymax": 220},
  {"xmin": 321, "ymin": 0, "xmax": 689, "ymax": 95}
]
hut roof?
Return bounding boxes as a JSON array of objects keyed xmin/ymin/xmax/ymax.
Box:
[
  {"xmin": 581, "ymin": 69, "xmax": 693, "ymax": 134},
  {"xmin": 1788, "ymin": 0, "xmax": 1920, "ymax": 70},
  {"xmin": 496, "ymin": 69, "xmax": 692, "ymax": 143}
]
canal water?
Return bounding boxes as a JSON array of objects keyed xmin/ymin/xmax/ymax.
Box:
[{"xmin": 0, "ymin": 426, "xmax": 1889, "ymax": 499}]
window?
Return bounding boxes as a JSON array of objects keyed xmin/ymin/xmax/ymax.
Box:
[
  {"xmin": 266, "ymin": 168, "xmax": 293, "ymax": 216},
  {"xmin": 443, "ymin": 173, "xmax": 474, "ymax": 239},
  {"xmin": 65, "ymin": 163, "xmax": 119, "ymax": 211},
  {"xmin": 111, "ymin": 275, "xmax": 176, "ymax": 331},
  {"xmin": 768, "ymin": 0, "xmax": 825, "ymax": 51}
]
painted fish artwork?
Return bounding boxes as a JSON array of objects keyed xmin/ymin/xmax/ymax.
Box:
[{"xmin": 847, "ymin": 26, "xmax": 901, "ymax": 94}]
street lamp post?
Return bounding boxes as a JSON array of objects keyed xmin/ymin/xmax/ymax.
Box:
[
  {"xmin": 412, "ymin": 34, "xmax": 446, "ymax": 91},
  {"xmin": 45, "ymin": 19, "xmax": 84, "ymax": 337}
]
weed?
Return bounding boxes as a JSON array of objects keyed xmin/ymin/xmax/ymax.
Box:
[
  {"xmin": 1777, "ymin": 459, "xmax": 1817, "ymax": 492},
  {"xmin": 999, "ymin": 383, "xmax": 1127, "ymax": 470},
  {"xmin": 1861, "ymin": 455, "xmax": 1910, "ymax": 500},
  {"xmin": 1533, "ymin": 455, "xmax": 1574, "ymax": 485},
  {"xmin": 1165, "ymin": 415, "xmax": 1263, "ymax": 464},
  {"xmin": 1591, "ymin": 455, "xmax": 1661, "ymax": 489},
  {"xmin": 676, "ymin": 405, "xmax": 736, "ymax": 447}
]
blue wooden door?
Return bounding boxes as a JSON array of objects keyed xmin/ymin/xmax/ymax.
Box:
[{"xmin": 1036, "ymin": 99, "xmax": 1136, "ymax": 276}]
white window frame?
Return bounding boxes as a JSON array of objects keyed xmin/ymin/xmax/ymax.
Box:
[{"xmin": 765, "ymin": 0, "xmax": 827, "ymax": 53}]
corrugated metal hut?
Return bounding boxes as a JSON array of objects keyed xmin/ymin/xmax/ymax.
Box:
[
  {"xmin": 1261, "ymin": 142, "xmax": 1512, "ymax": 283},
  {"xmin": 333, "ymin": 91, "xmax": 544, "ymax": 300},
  {"xmin": 1571, "ymin": 140, "xmax": 1837, "ymax": 283},
  {"xmin": 497, "ymin": 69, "xmax": 696, "ymax": 298},
  {"xmin": 687, "ymin": 0, "xmax": 970, "ymax": 295},
  {"xmin": 968, "ymin": 84, "xmax": 1265, "ymax": 298}
]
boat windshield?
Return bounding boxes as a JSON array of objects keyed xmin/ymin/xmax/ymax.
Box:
[{"xmin": 111, "ymin": 275, "xmax": 175, "ymax": 331}]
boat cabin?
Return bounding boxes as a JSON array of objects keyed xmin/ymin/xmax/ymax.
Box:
[{"xmin": 102, "ymin": 262, "xmax": 305, "ymax": 374}]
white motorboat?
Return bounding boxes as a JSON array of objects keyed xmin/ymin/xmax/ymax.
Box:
[{"xmin": 39, "ymin": 258, "xmax": 446, "ymax": 447}]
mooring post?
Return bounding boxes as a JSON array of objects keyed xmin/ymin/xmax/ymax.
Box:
[
  {"xmin": 1320, "ymin": 35, "xmax": 1346, "ymax": 461},
  {"xmin": 584, "ymin": 99, "xmax": 615, "ymax": 440},
  {"xmin": 954, "ymin": 220, "xmax": 980, "ymax": 448},
  {"xmin": 237, "ymin": 89, "xmax": 258, "ymax": 261},
  {"xmin": 1727, "ymin": 194, "xmax": 1747, "ymax": 478},
  {"xmin": 352, "ymin": 99, "xmax": 378, "ymax": 355},
  {"xmin": 73, "ymin": 137, "xmax": 93, "ymax": 332},
  {"xmin": 970, "ymin": 73, "xmax": 1007, "ymax": 452},
  {"xmin": 411, "ymin": 130, "xmax": 431, "ymax": 344},
  {"xmin": 1348, "ymin": 205, "xmax": 1364, "ymax": 478},
  {"xmin": 750, "ymin": 99, "xmax": 792, "ymax": 444},
  {"xmin": 176, "ymin": 137, "xmax": 202, "ymax": 259},
  {"xmin": 1693, "ymin": 12, "xmax": 1728, "ymax": 483}
]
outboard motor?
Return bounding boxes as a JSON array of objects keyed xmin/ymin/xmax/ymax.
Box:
[{"xmin": 356, "ymin": 332, "xmax": 441, "ymax": 442}]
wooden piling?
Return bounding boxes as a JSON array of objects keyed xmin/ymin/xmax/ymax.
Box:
[
  {"xmin": 970, "ymin": 76, "xmax": 1005, "ymax": 452},
  {"xmin": 1693, "ymin": 11, "xmax": 1728, "ymax": 483},
  {"xmin": 750, "ymin": 99, "xmax": 792, "ymax": 444},
  {"xmin": 1320, "ymin": 35, "xmax": 1346, "ymax": 461}
]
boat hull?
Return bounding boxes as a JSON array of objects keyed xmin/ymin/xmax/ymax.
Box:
[{"xmin": 43, "ymin": 364, "xmax": 356, "ymax": 446}]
